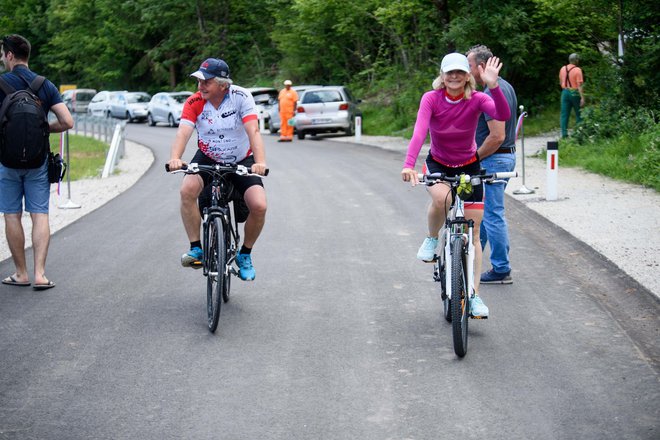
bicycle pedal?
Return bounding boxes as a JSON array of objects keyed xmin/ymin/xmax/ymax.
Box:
[
  {"xmin": 191, "ymin": 261, "xmax": 202, "ymax": 269},
  {"xmin": 470, "ymin": 315, "xmax": 488, "ymax": 320}
]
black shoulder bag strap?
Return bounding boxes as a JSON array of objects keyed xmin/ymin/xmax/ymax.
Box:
[{"xmin": 28, "ymin": 75, "xmax": 46, "ymax": 94}]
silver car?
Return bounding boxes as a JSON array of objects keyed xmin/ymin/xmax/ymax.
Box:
[
  {"xmin": 294, "ymin": 86, "xmax": 362, "ymax": 140},
  {"xmin": 61, "ymin": 88, "xmax": 96, "ymax": 114},
  {"xmin": 109, "ymin": 92, "xmax": 151, "ymax": 122},
  {"xmin": 147, "ymin": 92, "xmax": 193, "ymax": 127},
  {"xmin": 267, "ymin": 85, "xmax": 322, "ymax": 134},
  {"xmin": 87, "ymin": 90, "xmax": 126, "ymax": 118},
  {"xmin": 246, "ymin": 87, "xmax": 279, "ymax": 130}
]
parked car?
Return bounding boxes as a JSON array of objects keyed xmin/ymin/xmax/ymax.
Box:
[
  {"xmin": 108, "ymin": 92, "xmax": 151, "ymax": 122},
  {"xmin": 61, "ymin": 88, "xmax": 96, "ymax": 114},
  {"xmin": 87, "ymin": 90, "xmax": 125, "ymax": 118},
  {"xmin": 147, "ymin": 91, "xmax": 193, "ymax": 127},
  {"xmin": 246, "ymin": 87, "xmax": 278, "ymax": 129},
  {"xmin": 267, "ymin": 85, "xmax": 322, "ymax": 134},
  {"xmin": 294, "ymin": 86, "xmax": 362, "ymax": 140}
]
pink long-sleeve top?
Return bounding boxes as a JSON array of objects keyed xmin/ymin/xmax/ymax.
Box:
[{"xmin": 403, "ymin": 86, "xmax": 511, "ymax": 169}]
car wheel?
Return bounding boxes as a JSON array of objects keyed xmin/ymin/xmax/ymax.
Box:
[
  {"xmin": 168, "ymin": 114, "xmax": 175, "ymax": 127},
  {"xmin": 126, "ymin": 111, "xmax": 134, "ymax": 123},
  {"xmin": 345, "ymin": 118, "xmax": 355, "ymax": 136},
  {"xmin": 147, "ymin": 113, "xmax": 156, "ymax": 126},
  {"xmin": 297, "ymin": 130, "xmax": 306, "ymax": 140},
  {"xmin": 269, "ymin": 124, "xmax": 278, "ymax": 134}
]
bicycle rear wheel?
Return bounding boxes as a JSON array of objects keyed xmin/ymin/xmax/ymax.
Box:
[
  {"xmin": 206, "ymin": 217, "xmax": 225, "ymax": 333},
  {"xmin": 450, "ymin": 236, "xmax": 469, "ymax": 357}
]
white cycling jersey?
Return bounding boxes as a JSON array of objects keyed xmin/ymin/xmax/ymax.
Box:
[{"xmin": 180, "ymin": 85, "xmax": 258, "ymax": 163}]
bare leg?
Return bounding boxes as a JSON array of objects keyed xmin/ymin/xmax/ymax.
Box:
[
  {"xmin": 30, "ymin": 212, "xmax": 51, "ymax": 285},
  {"xmin": 427, "ymin": 183, "xmax": 452, "ymax": 237},
  {"xmin": 466, "ymin": 209, "xmax": 484, "ymax": 294},
  {"xmin": 180, "ymin": 174, "xmax": 204, "ymax": 242},
  {"xmin": 4, "ymin": 213, "xmax": 29, "ymax": 283},
  {"xmin": 242, "ymin": 185, "xmax": 267, "ymax": 248}
]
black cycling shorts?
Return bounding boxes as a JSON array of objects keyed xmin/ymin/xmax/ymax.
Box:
[{"xmin": 424, "ymin": 153, "xmax": 484, "ymax": 209}]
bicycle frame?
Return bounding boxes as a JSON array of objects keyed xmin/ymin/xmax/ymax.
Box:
[
  {"xmin": 202, "ymin": 175, "xmax": 240, "ymax": 278},
  {"xmin": 439, "ymin": 194, "xmax": 475, "ymax": 303}
]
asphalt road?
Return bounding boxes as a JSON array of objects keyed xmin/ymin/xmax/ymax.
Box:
[{"xmin": 0, "ymin": 125, "xmax": 658, "ymax": 439}]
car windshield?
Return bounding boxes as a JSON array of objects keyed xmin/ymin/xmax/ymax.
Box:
[
  {"xmin": 252, "ymin": 92, "xmax": 277, "ymax": 104},
  {"xmin": 302, "ymin": 90, "xmax": 343, "ymax": 104},
  {"xmin": 171, "ymin": 94, "xmax": 190, "ymax": 103},
  {"xmin": 127, "ymin": 94, "xmax": 150, "ymax": 103},
  {"xmin": 76, "ymin": 92, "xmax": 95, "ymax": 101}
]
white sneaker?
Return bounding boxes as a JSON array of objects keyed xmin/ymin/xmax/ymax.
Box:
[
  {"xmin": 416, "ymin": 237, "xmax": 438, "ymax": 262},
  {"xmin": 470, "ymin": 295, "xmax": 489, "ymax": 318}
]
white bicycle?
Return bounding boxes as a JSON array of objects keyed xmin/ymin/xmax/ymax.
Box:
[{"xmin": 420, "ymin": 170, "xmax": 517, "ymax": 357}]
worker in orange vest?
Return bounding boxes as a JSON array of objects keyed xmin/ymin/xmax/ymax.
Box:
[{"xmin": 278, "ymin": 80, "xmax": 298, "ymax": 142}]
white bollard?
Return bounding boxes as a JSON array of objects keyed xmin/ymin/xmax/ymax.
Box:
[
  {"xmin": 355, "ymin": 115, "xmax": 362, "ymax": 143},
  {"xmin": 546, "ymin": 141, "xmax": 558, "ymax": 201},
  {"xmin": 259, "ymin": 113, "xmax": 266, "ymax": 133}
]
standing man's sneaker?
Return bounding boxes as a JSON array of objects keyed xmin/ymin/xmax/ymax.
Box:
[
  {"xmin": 417, "ymin": 237, "xmax": 438, "ymax": 262},
  {"xmin": 470, "ymin": 295, "xmax": 489, "ymax": 318},
  {"xmin": 480, "ymin": 269, "xmax": 513, "ymax": 284},
  {"xmin": 181, "ymin": 247, "xmax": 203, "ymax": 268},
  {"xmin": 236, "ymin": 253, "xmax": 256, "ymax": 281}
]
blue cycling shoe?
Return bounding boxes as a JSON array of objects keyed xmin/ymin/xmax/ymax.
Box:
[
  {"xmin": 236, "ymin": 253, "xmax": 256, "ymax": 281},
  {"xmin": 181, "ymin": 246, "xmax": 203, "ymax": 269}
]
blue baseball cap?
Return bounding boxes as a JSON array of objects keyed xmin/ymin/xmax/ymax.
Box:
[{"xmin": 190, "ymin": 58, "xmax": 230, "ymax": 80}]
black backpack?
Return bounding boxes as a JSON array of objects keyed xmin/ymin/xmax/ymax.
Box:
[{"xmin": 0, "ymin": 74, "xmax": 50, "ymax": 168}]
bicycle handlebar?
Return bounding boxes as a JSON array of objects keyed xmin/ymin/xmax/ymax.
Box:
[
  {"xmin": 417, "ymin": 171, "xmax": 517, "ymax": 185},
  {"xmin": 165, "ymin": 162, "xmax": 269, "ymax": 177}
]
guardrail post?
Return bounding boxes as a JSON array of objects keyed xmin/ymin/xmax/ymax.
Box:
[
  {"xmin": 355, "ymin": 116, "xmax": 362, "ymax": 143},
  {"xmin": 513, "ymin": 105, "xmax": 534, "ymax": 195},
  {"xmin": 546, "ymin": 141, "xmax": 559, "ymax": 201},
  {"xmin": 59, "ymin": 130, "xmax": 81, "ymax": 209}
]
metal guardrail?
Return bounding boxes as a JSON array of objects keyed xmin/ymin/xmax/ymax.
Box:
[{"xmin": 69, "ymin": 113, "xmax": 127, "ymax": 176}]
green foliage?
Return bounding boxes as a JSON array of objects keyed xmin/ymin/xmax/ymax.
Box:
[{"xmin": 559, "ymin": 126, "xmax": 659, "ymax": 191}]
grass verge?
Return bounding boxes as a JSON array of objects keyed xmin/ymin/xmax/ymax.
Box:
[{"xmin": 50, "ymin": 133, "xmax": 108, "ymax": 181}]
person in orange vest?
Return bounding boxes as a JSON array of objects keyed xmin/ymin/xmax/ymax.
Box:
[
  {"xmin": 278, "ymin": 80, "xmax": 298, "ymax": 142},
  {"xmin": 559, "ymin": 53, "xmax": 585, "ymax": 138}
]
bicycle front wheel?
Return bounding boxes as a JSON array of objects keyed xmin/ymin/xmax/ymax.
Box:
[
  {"xmin": 222, "ymin": 225, "xmax": 231, "ymax": 303},
  {"xmin": 206, "ymin": 217, "xmax": 225, "ymax": 333},
  {"xmin": 450, "ymin": 236, "xmax": 469, "ymax": 357},
  {"xmin": 437, "ymin": 259, "xmax": 451, "ymax": 323}
]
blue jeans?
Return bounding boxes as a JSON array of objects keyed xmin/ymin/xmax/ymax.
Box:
[{"xmin": 480, "ymin": 152, "xmax": 516, "ymax": 273}]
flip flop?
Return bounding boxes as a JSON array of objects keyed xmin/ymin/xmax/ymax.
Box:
[
  {"xmin": 2, "ymin": 276, "xmax": 31, "ymax": 287},
  {"xmin": 33, "ymin": 280, "xmax": 55, "ymax": 290}
]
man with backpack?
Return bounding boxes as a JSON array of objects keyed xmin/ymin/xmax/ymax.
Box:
[{"xmin": 0, "ymin": 34, "xmax": 73, "ymax": 290}]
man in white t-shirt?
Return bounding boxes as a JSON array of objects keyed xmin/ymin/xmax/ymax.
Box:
[{"xmin": 167, "ymin": 58, "xmax": 268, "ymax": 281}]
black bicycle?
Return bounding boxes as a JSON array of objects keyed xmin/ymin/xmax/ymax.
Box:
[
  {"xmin": 420, "ymin": 170, "xmax": 516, "ymax": 357},
  {"xmin": 167, "ymin": 162, "xmax": 266, "ymax": 333}
]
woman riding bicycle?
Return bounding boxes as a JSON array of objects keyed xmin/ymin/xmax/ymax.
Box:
[
  {"xmin": 167, "ymin": 58, "xmax": 268, "ymax": 281},
  {"xmin": 401, "ymin": 52, "xmax": 510, "ymax": 318}
]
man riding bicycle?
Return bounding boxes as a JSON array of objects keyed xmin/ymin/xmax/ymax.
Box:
[{"xmin": 167, "ymin": 58, "xmax": 268, "ymax": 281}]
